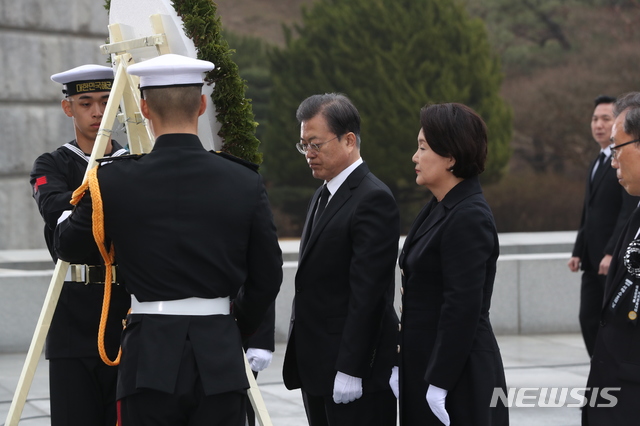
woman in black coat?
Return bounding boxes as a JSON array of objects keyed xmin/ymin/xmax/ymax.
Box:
[{"xmin": 393, "ymin": 103, "xmax": 509, "ymax": 425}]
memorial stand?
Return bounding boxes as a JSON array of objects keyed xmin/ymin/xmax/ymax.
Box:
[{"xmin": 5, "ymin": 14, "xmax": 272, "ymax": 426}]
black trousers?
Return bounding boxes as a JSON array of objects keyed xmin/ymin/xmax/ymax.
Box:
[
  {"xmin": 579, "ymin": 269, "xmax": 606, "ymax": 357},
  {"xmin": 49, "ymin": 357, "xmax": 118, "ymax": 426},
  {"xmin": 118, "ymin": 340, "xmax": 247, "ymax": 426},
  {"xmin": 302, "ymin": 389, "xmax": 397, "ymax": 426}
]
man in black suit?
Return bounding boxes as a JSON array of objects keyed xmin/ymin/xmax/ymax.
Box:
[
  {"xmin": 584, "ymin": 92, "xmax": 640, "ymax": 425},
  {"xmin": 55, "ymin": 54, "xmax": 282, "ymax": 426},
  {"xmin": 568, "ymin": 95, "xmax": 639, "ymax": 357},
  {"xmin": 282, "ymin": 93, "xmax": 400, "ymax": 426}
]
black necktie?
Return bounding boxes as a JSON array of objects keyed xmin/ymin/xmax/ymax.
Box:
[
  {"xmin": 592, "ymin": 152, "xmax": 606, "ymax": 181},
  {"xmin": 313, "ymin": 185, "xmax": 330, "ymax": 226}
]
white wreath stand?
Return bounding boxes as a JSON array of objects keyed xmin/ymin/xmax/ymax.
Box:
[{"xmin": 4, "ymin": 15, "xmax": 272, "ymax": 426}]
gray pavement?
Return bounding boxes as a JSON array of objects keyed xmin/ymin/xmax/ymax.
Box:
[{"xmin": 0, "ymin": 333, "xmax": 590, "ymax": 425}]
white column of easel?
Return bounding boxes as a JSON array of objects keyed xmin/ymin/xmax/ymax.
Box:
[{"xmin": 2, "ymin": 17, "xmax": 161, "ymax": 426}]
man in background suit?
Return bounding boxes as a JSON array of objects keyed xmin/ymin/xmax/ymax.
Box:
[
  {"xmin": 584, "ymin": 92, "xmax": 640, "ymax": 425},
  {"xmin": 568, "ymin": 95, "xmax": 639, "ymax": 357},
  {"xmin": 282, "ymin": 93, "xmax": 400, "ymax": 426}
]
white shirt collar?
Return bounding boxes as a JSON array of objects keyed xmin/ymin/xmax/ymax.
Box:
[{"xmin": 324, "ymin": 157, "xmax": 364, "ymax": 200}]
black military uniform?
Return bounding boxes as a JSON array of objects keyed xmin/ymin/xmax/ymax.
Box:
[
  {"xmin": 30, "ymin": 139, "xmax": 131, "ymax": 425},
  {"xmin": 55, "ymin": 54, "xmax": 283, "ymax": 425},
  {"xmin": 55, "ymin": 132, "xmax": 283, "ymax": 425}
]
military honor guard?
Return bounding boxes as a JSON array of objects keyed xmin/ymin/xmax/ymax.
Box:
[
  {"xmin": 30, "ymin": 64, "xmax": 131, "ymax": 426},
  {"xmin": 31, "ymin": 65, "xmax": 130, "ymax": 426},
  {"xmin": 54, "ymin": 54, "xmax": 283, "ymax": 426}
]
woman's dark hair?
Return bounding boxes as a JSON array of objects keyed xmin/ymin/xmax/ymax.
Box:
[{"xmin": 420, "ymin": 103, "xmax": 487, "ymax": 179}]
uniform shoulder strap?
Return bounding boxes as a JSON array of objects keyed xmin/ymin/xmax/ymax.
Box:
[
  {"xmin": 96, "ymin": 153, "xmax": 146, "ymax": 165},
  {"xmin": 211, "ymin": 150, "xmax": 259, "ymax": 172}
]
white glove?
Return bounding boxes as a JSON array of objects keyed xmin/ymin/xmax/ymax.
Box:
[
  {"xmin": 332, "ymin": 371, "xmax": 363, "ymax": 404},
  {"xmin": 245, "ymin": 348, "xmax": 273, "ymax": 372},
  {"xmin": 426, "ymin": 384, "xmax": 450, "ymax": 425},
  {"xmin": 389, "ymin": 366, "xmax": 399, "ymax": 399},
  {"xmin": 57, "ymin": 210, "xmax": 72, "ymax": 224}
]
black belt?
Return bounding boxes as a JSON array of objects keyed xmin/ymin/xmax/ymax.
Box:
[{"xmin": 66, "ymin": 264, "xmax": 118, "ymax": 284}]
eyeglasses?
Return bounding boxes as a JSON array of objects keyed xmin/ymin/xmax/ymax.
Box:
[
  {"xmin": 610, "ymin": 139, "xmax": 640, "ymax": 160},
  {"xmin": 296, "ymin": 135, "xmax": 340, "ymax": 154}
]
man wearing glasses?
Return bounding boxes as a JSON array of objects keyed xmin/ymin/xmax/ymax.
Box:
[
  {"xmin": 568, "ymin": 95, "xmax": 638, "ymax": 358},
  {"xmin": 584, "ymin": 92, "xmax": 640, "ymax": 425},
  {"xmin": 282, "ymin": 93, "xmax": 400, "ymax": 425}
]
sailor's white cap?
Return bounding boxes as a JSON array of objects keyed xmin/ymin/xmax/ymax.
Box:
[
  {"xmin": 126, "ymin": 54, "xmax": 215, "ymax": 89},
  {"xmin": 50, "ymin": 64, "xmax": 114, "ymax": 96}
]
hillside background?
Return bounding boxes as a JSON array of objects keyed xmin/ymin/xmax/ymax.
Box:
[
  {"xmin": 2, "ymin": 0, "xmax": 639, "ymax": 249},
  {"xmin": 215, "ymin": 0, "xmax": 314, "ymax": 45},
  {"xmin": 213, "ymin": 0, "xmax": 640, "ymax": 236}
]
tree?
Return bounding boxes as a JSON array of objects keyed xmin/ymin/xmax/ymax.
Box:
[
  {"xmin": 466, "ymin": 2, "xmax": 640, "ymax": 175},
  {"xmin": 105, "ymin": 0, "xmax": 262, "ymax": 163},
  {"xmin": 460, "ymin": 0, "xmax": 640, "ymax": 74},
  {"xmin": 224, "ymin": 31, "xmax": 272, "ymax": 143},
  {"xmin": 171, "ymin": 0, "xmax": 262, "ymax": 163},
  {"xmin": 467, "ymin": 2, "xmax": 640, "ymax": 232},
  {"xmin": 464, "ymin": 0, "xmax": 575, "ymax": 54},
  {"xmin": 262, "ymin": 0, "xmax": 512, "ymax": 232}
]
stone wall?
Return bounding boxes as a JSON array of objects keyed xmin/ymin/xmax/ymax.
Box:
[
  {"xmin": 0, "ymin": 0, "xmax": 111, "ymax": 250},
  {"xmin": 0, "ymin": 232, "xmax": 581, "ymax": 351},
  {"xmin": 0, "ymin": 250, "xmax": 581, "ymax": 351}
]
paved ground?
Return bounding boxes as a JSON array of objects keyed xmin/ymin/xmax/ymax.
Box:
[{"xmin": 0, "ymin": 333, "xmax": 590, "ymax": 425}]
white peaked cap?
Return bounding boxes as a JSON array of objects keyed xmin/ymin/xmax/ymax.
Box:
[
  {"xmin": 50, "ymin": 64, "xmax": 115, "ymax": 96},
  {"xmin": 126, "ymin": 54, "xmax": 215, "ymax": 89},
  {"xmin": 51, "ymin": 64, "xmax": 115, "ymax": 84}
]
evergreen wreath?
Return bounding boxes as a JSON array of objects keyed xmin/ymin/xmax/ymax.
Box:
[{"xmin": 104, "ymin": 0, "xmax": 262, "ymax": 164}]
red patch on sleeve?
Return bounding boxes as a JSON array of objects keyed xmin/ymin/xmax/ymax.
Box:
[
  {"xmin": 34, "ymin": 176, "xmax": 47, "ymax": 192},
  {"xmin": 117, "ymin": 399, "xmax": 123, "ymax": 426}
]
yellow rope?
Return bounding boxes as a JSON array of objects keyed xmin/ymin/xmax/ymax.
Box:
[{"xmin": 71, "ymin": 166, "xmax": 122, "ymax": 366}]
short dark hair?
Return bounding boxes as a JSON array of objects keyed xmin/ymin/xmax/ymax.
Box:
[
  {"xmin": 420, "ymin": 103, "xmax": 487, "ymax": 179},
  {"xmin": 296, "ymin": 93, "xmax": 361, "ymax": 147},
  {"xmin": 594, "ymin": 95, "xmax": 616, "ymax": 108},
  {"xmin": 142, "ymin": 85, "xmax": 202, "ymax": 123}
]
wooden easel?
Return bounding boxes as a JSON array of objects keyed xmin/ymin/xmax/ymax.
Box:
[{"xmin": 5, "ymin": 14, "xmax": 272, "ymax": 426}]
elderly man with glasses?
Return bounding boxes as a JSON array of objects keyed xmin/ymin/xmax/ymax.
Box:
[
  {"xmin": 568, "ymin": 95, "xmax": 639, "ymax": 359},
  {"xmin": 584, "ymin": 92, "xmax": 640, "ymax": 426},
  {"xmin": 283, "ymin": 93, "xmax": 400, "ymax": 426}
]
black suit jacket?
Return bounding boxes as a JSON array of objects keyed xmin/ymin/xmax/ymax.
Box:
[
  {"xmin": 55, "ymin": 134, "xmax": 283, "ymax": 398},
  {"xmin": 572, "ymin": 154, "xmax": 638, "ymax": 271},
  {"xmin": 586, "ymin": 206, "xmax": 640, "ymax": 425},
  {"xmin": 282, "ymin": 162, "xmax": 400, "ymax": 396},
  {"xmin": 397, "ymin": 177, "xmax": 508, "ymax": 425}
]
